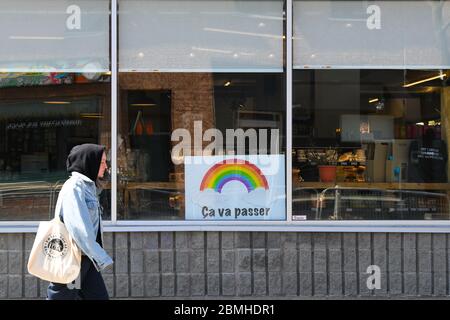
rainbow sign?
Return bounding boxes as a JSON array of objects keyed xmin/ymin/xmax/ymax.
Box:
[{"xmin": 200, "ymin": 159, "xmax": 269, "ymax": 193}]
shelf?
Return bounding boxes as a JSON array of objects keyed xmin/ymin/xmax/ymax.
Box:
[
  {"xmin": 294, "ymin": 182, "xmax": 450, "ymax": 190},
  {"xmin": 293, "ymin": 161, "xmax": 366, "ymax": 166},
  {"xmin": 336, "ymin": 161, "xmax": 365, "ymax": 166}
]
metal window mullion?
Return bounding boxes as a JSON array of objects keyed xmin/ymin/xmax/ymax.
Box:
[
  {"xmin": 111, "ymin": 0, "xmax": 118, "ymax": 223},
  {"xmin": 286, "ymin": 0, "xmax": 293, "ymax": 222}
]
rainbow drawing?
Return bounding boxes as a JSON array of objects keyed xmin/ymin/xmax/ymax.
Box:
[{"xmin": 200, "ymin": 159, "xmax": 269, "ymax": 193}]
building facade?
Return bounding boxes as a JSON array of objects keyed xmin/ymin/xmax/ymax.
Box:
[
  {"xmin": 0, "ymin": 0, "xmax": 450, "ymax": 298},
  {"xmin": 1, "ymin": 232, "xmax": 450, "ymax": 298}
]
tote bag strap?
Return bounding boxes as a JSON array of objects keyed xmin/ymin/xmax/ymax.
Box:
[{"xmin": 53, "ymin": 189, "xmax": 64, "ymax": 222}]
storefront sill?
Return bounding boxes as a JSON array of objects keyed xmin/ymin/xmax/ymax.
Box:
[{"xmin": 2, "ymin": 221, "xmax": 450, "ymax": 233}]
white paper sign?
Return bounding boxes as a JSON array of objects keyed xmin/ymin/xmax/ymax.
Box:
[{"xmin": 185, "ymin": 155, "xmax": 286, "ymax": 221}]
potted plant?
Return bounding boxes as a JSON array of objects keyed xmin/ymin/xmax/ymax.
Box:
[{"xmin": 308, "ymin": 149, "xmax": 338, "ymax": 182}]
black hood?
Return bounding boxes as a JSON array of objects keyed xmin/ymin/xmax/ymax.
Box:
[{"xmin": 66, "ymin": 144, "xmax": 105, "ymax": 183}]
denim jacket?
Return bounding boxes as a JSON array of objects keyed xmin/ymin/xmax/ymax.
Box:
[{"xmin": 55, "ymin": 172, "xmax": 113, "ymax": 272}]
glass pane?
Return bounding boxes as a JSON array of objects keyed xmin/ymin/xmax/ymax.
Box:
[
  {"xmin": 118, "ymin": 0, "xmax": 286, "ymax": 221},
  {"xmin": 0, "ymin": 72, "xmax": 112, "ymax": 221},
  {"xmin": 117, "ymin": 72, "xmax": 286, "ymax": 220},
  {"xmin": 119, "ymin": 0, "xmax": 284, "ymax": 72},
  {"xmin": 0, "ymin": 1, "xmax": 112, "ymax": 222},
  {"xmin": 293, "ymin": 1, "xmax": 450, "ymax": 69},
  {"xmin": 292, "ymin": 69, "xmax": 450, "ymax": 220},
  {"xmin": 0, "ymin": 0, "xmax": 110, "ymax": 72}
]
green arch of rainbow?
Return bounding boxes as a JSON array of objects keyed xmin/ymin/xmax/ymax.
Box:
[{"xmin": 200, "ymin": 160, "xmax": 269, "ymax": 193}]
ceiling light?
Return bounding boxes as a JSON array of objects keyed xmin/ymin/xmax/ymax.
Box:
[
  {"xmin": 238, "ymin": 52, "xmax": 255, "ymax": 56},
  {"xmin": 43, "ymin": 101, "xmax": 71, "ymax": 105},
  {"xmin": 403, "ymin": 73, "xmax": 447, "ymax": 88},
  {"xmin": 224, "ymin": 81, "xmax": 231, "ymax": 87},
  {"xmin": 130, "ymin": 103, "xmax": 156, "ymax": 107},
  {"xmin": 80, "ymin": 113, "xmax": 103, "ymax": 118},
  {"xmin": 192, "ymin": 46, "xmax": 231, "ymax": 54},
  {"xmin": 203, "ymin": 27, "xmax": 282, "ymax": 40},
  {"xmin": 10, "ymin": 36, "xmax": 64, "ymax": 40},
  {"xmin": 369, "ymin": 98, "xmax": 379, "ymax": 103}
]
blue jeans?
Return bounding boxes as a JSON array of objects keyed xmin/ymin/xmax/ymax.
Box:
[{"xmin": 47, "ymin": 256, "xmax": 109, "ymax": 300}]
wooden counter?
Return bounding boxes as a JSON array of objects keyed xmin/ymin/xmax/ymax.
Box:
[
  {"xmin": 123, "ymin": 181, "xmax": 450, "ymax": 192},
  {"xmin": 2, "ymin": 181, "xmax": 449, "ymax": 192}
]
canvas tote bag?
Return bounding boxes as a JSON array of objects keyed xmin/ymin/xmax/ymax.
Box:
[{"xmin": 27, "ymin": 196, "xmax": 81, "ymax": 284}]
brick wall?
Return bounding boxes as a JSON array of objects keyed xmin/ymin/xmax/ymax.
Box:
[{"xmin": 1, "ymin": 232, "xmax": 448, "ymax": 299}]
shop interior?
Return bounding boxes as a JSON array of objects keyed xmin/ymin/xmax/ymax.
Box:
[
  {"xmin": 117, "ymin": 72, "xmax": 285, "ymax": 220},
  {"xmin": 292, "ymin": 69, "xmax": 450, "ymax": 220}
]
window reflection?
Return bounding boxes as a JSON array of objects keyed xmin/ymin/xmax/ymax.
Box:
[{"xmin": 0, "ymin": 72, "xmax": 111, "ymax": 220}]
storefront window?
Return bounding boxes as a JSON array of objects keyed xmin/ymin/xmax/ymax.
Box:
[
  {"xmin": 0, "ymin": 0, "xmax": 112, "ymax": 221},
  {"xmin": 292, "ymin": 1, "xmax": 450, "ymax": 220},
  {"xmin": 3, "ymin": 0, "xmax": 450, "ymax": 227},
  {"xmin": 118, "ymin": 0, "xmax": 287, "ymax": 221}
]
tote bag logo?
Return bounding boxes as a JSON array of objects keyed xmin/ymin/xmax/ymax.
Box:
[
  {"xmin": 200, "ymin": 159, "xmax": 269, "ymax": 194},
  {"xmin": 43, "ymin": 234, "xmax": 69, "ymax": 259}
]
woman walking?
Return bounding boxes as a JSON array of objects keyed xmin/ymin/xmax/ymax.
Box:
[{"xmin": 47, "ymin": 144, "xmax": 114, "ymax": 300}]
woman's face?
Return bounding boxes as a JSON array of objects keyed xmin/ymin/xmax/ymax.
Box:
[{"xmin": 98, "ymin": 152, "xmax": 108, "ymax": 178}]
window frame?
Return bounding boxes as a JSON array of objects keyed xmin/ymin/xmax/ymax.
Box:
[{"xmin": 1, "ymin": 0, "xmax": 450, "ymax": 233}]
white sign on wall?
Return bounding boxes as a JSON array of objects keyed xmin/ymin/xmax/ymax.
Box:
[{"xmin": 185, "ymin": 155, "xmax": 286, "ymax": 221}]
